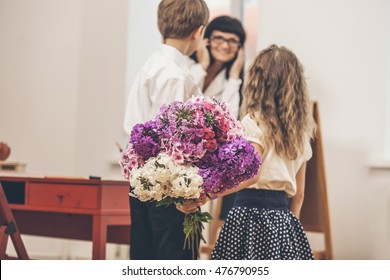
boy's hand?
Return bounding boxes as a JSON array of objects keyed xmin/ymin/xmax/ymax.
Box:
[
  {"xmin": 196, "ymin": 39, "xmax": 210, "ymax": 71},
  {"xmin": 175, "ymin": 195, "xmax": 209, "ymax": 214},
  {"xmin": 229, "ymin": 48, "xmax": 245, "ymax": 79},
  {"xmin": 194, "ymin": 193, "xmax": 209, "ymax": 205},
  {"xmin": 176, "ymin": 200, "xmax": 199, "ymax": 214}
]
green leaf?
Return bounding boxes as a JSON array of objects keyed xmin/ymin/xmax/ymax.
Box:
[
  {"xmin": 156, "ymin": 197, "xmax": 174, "ymax": 207},
  {"xmin": 181, "ymin": 211, "xmax": 214, "ymax": 259}
]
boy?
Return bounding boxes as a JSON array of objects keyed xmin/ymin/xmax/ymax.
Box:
[{"xmin": 123, "ymin": 0, "xmax": 209, "ymax": 260}]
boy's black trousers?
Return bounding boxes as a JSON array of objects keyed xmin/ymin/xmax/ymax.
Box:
[{"xmin": 129, "ymin": 195, "xmax": 197, "ymax": 260}]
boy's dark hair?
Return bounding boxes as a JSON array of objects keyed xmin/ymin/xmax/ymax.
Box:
[{"xmin": 158, "ymin": 0, "xmax": 209, "ymax": 40}]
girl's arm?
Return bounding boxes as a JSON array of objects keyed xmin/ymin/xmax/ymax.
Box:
[{"xmin": 289, "ymin": 162, "xmax": 307, "ymax": 219}]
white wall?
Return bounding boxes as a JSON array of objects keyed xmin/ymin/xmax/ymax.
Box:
[
  {"xmin": 125, "ymin": 0, "xmax": 161, "ymax": 98},
  {"xmin": 0, "ymin": 0, "xmax": 166, "ymax": 260},
  {"xmin": 1, "ymin": 0, "xmax": 390, "ymax": 260},
  {"xmin": 0, "ymin": 0, "xmax": 128, "ymax": 179},
  {"xmin": 0, "ymin": 0, "xmax": 81, "ymax": 176},
  {"xmin": 0, "ymin": 0, "xmax": 129, "ymax": 259},
  {"xmin": 73, "ymin": 0, "xmax": 128, "ymax": 179},
  {"xmin": 257, "ymin": 0, "xmax": 390, "ymax": 259},
  {"xmin": 385, "ymin": 0, "xmax": 390, "ymax": 160}
]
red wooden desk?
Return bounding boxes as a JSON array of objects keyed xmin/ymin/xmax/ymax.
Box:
[{"xmin": 0, "ymin": 175, "xmax": 130, "ymax": 260}]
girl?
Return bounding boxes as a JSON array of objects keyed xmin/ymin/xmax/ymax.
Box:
[{"xmin": 211, "ymin": 45, "xmax": 316, "ymax": 260}]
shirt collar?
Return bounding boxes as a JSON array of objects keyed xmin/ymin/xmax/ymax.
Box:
[{"xmin": 159, "ymin": 44, "xmax": 190, "ymax": 72}]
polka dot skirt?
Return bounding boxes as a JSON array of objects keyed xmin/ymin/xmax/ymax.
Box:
[{"xmin": 211, "ymin": 207, "xmax": 314, "ymax": 260}]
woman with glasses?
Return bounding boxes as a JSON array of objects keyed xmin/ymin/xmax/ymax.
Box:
[{"xmin": 189, "ymin": 15, "xmax": 246, "ymax": 119}]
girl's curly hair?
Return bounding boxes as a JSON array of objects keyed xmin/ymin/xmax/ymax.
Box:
[{"xmin": 241, "ymin": 44, "xmax": 316, "ymax": 159}]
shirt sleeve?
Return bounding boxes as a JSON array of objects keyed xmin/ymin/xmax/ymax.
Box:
[
  {"xmin": 189, "ymin": 63, "xmax": 207, "ymax": 87},
  {"xmin": 241, "ymin": 115, "xmax": 263, "ymax": 146},
  {"xmin": 303, "ymin": 138, "xmax": 313, "ymax": 161}
]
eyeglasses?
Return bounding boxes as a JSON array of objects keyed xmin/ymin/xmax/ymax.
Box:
[{"xmin": 210, "ymin": 35, "xmax": 241, "ymax": 49}]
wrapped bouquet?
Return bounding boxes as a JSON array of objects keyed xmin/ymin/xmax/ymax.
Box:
[{"xmin": 120, "ymin": 96, "xmax": 261, "ymax": 258}]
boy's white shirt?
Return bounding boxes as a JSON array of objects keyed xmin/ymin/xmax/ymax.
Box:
[{"xmin": 123, "ymin": 44, "xmax": 202, "ymax": 135}]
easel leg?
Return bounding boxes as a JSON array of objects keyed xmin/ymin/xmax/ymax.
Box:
[
  {"xmin": 0, "ymin": 226, "xmax": 10, "ymax": 259},
  {"xmin": 0, "ymin": 183, "xmax": 29, "ymax": 260}
]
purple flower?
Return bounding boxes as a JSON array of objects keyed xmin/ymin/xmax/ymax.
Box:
[
  {"xmin": 121, "ymin": 96, "xmax": 261, "ymax": 196},
  {"xmin": 130, "ymin": 120, "xmax": 160, "ymax": 161},
  {"xmin": 196, "ymin": 137, "xmax": 261, "ymax": 194}
]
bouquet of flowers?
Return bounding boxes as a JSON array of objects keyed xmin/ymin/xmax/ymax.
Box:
[{"xmin": 120, "ymin": 96, "xmax": 261, "ymax": 258}]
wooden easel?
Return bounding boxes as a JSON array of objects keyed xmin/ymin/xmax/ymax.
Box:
[
  {"xmin": 0, "ymin": 182, "xmax": 29, "ymax": 260},
  {"xmin": 300, "ymin": 102, "xmax": 333, "ymax": 259}
]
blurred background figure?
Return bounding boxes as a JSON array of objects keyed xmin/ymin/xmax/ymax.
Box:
[{"xmin": 189, "ymin": 15, "xmax": 246, "ymax": 120}]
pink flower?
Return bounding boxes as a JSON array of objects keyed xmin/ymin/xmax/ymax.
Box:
[
  {"xmin": 119, "ymin": 144, "xmax": 143, "ymax": 178},
  {"xmin": 204, "ymin": 127, "xmax": 215, "ymax": 140},
  {"xmin": 219, "ymin": 119, "xmax": 230, "ymax": 133},
  {"xmin": 170, "ymin": 150, "xmax": 184, "ymax": 163},
  {"xmin": 204, "ymin": 102, "xmax": 215, "ymax": 111},
  {"xmin": 204, "ymin": 139, "xmax": 217, "ymax": 151}
]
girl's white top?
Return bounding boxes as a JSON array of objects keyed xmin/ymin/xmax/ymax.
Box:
[{"xmin": 241, "ymin": 114, "xmax": 312, "ymax": 197}]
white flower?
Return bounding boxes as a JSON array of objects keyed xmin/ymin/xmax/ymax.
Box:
[{"xmin": 129, "ymin": 153, "xmax": 203, "ymax": 202}]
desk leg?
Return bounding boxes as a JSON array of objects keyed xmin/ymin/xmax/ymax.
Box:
[{"xmin": 92, "ymin": 216, "xmax": 107, "ymax": 260}]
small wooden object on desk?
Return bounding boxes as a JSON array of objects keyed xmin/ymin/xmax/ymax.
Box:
[
  {"xmin": 0, "ymin": 161, "xmax": 26, "ymax": 172},
  {"xmin": 0, "ymin": 142, "xmax": 11, "ymax": 161}
]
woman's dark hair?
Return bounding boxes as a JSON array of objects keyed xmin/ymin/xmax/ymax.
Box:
[
  {"xmin": 204, "ymin": 16, "xmax": 246, "ymax": 45},
  {"xmin": 191, "ymin": 16, "xmax": 246, "ymax": 111}
]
